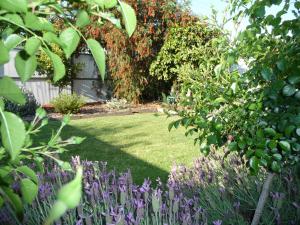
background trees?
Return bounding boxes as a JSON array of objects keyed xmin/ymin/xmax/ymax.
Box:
[{"xmin": 87, "ymin": 0, "xmax": 197, "ymax": 102}]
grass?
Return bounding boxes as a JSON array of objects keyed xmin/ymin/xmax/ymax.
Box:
[{"xmin": 37, "ymin": 113, "xmax": 200, "ymax": 183}]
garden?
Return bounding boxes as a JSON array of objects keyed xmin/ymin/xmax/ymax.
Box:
[{"xmin": 0, "ymin": 0, "xmax": 299, "ymax": 225}]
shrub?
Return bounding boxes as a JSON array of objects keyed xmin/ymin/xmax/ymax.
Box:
[
  {"xmin": 51, "ymin": 93, "xmax": 85, "ymax": 114},
  {"xmin": 106, "ymin": 98, "xmax": 129, "ymax": 110},
  {"xmin": 4, "ymin": 88, "xmax": 39, "ymax": 117},
  {"xmin": 2, "ymin": 154, "xmax": 298, "ymax": 225}
]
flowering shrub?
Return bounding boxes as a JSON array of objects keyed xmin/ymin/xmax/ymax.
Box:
[{"xmin": 2, "ymin": 154, "xmax": 299, "ymax": 225}]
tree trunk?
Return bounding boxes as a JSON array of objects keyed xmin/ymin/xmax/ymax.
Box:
[{"xmin": 251, "ymin": 172, "xmax": 275, "ymax": 225}]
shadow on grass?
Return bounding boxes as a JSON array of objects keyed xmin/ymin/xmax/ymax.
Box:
[{"xmin": 36, "ymin": 119, "xmax": 169, "ymax": 184}]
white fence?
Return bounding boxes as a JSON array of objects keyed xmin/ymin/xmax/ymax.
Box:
[{"xmin": 0, "ymin": 49, "xmax": 109, "ymax": 105}]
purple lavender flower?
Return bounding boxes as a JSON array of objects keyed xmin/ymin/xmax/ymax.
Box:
[{"xmin": 213, "ymin": 220, "xmax": 222, "ymax": 225}]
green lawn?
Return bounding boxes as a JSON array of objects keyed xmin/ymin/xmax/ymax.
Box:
[{"xmin": 38, "ymin": 113, "xmax": 199, "ymax": 183}]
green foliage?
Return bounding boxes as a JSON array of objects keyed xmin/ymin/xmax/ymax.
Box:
[
  {"xmin": 4, "ymin": 88, "xmax": 38, "ymax": 116},
  {"xmin": 150, "ymin": 22, "xmax": 221, "ymax": 81},
  {"xmin": 0, "ymin": 0, "xmax": 136, "ymax": 222},
  {"xmin": 167, "ymin": 0, "xmax": 300, "ymax": 176},
  {"xmin": 51, "ymin": 93, "xmax": 85, "ymax": 114}
]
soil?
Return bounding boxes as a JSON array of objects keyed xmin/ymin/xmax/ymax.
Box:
[{"xmin": 45, "ymin": 102, "xmax": 163, "ymax": 120}]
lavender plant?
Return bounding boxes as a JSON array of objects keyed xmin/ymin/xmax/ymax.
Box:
[{"xmin": 3, "ymin": 154, "xmax": 298, "ymax": 225}]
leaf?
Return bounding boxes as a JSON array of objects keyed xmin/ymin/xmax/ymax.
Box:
[
  {"xmin": 284, "ymin": 125, "xmax": 295, "ymax": 137},
  {"xmin": 273, "ymin": 153, "xmax": 282, "ymax": 161},
  {"xmin": 279, "ymin": 141, "xmax": 290, "ymax": 152},
  {"xmin": 228, "ymin": 142, "xmax": 238, "ymax": 151},
  {"xmin": 3, "ymin": 14, "xmax": 24, "ymax": 26},
  {"xmin": 296, "ymin": 128, "xmax": 300, "ymax": 136},
  {"xmin": 46, "ymin": 200, "xmax": 68, "ymax": 224},
  {"xmin": 43, "ymin": 32, "xmax": 65, "ymax": 48},
  {"xmin": 0, "ymin": 77, "xmax": 25, "ymax": 104},
  {"xmin": 24, "ymin": 12, "xmax": 40, "ymax": 30},
  {"xmin": 261, "ymin": 68, "xmax": 273, "ymax": 81},
  {"xmin": 58, "ymin": 166, "xmax": 82, "ymax": 208},
  {"xmin": 119, "ymin": 1, "xmax": 137, "ymax": 37},
  {"xmin": 0, "ymin": 0, "xmax": 27, "ymax": 13},
  {"xmin": 44, "ymin": 49, "xmax": 66, "ymax": 82},
  {"xmin": 59, "ymin": 28, "xmax": 80, "ymax": 58},
  {"xmin": 17, "ymin": 166, "xmax": 38, "ymax": 184},
  {"xmin": 264, "ymin": 127, "xmax": 276, "ymax": 137},
  {"xmin": 0, "ymin": 110, "xmax": 26, "ymax": 160},
  {"xmin": 25, "ymin": 37, "xmax": 41, "ymax": 55},
  {"xmin": 271, "ymin": 161, "xmax": 281, "ymax": 172},
  {"xmin": 15, "ymin": 50, "xmax": 37, "ymax": 82},
  {"xmin": 103, "ymin": 0, "xmax": 117, "ymax": 8},
  {"xmin": 24, "ymin": 13, "xmax": 54, "ymax": 32},
  {"xmin": 282, "ymin": 84, "xmax": 296, "ymax": 96},
  {"xmin": 86, "ymin": 39, "xmax": 106, "ymax": 80},
  {"xmin": 0, "ymin": 40, "xmax": 9, "ymax": 64},
  {"xmin": 20, "ymin": 178, "xmax": 38, "ymax": 204},
  {"xmin": 249, "ymin": 156, "xmax": 259, "ymax": 172},
  {"xmin": 2, "ymin": 187, "xmax": 23, "ymax": 219},
  {"xmin": 276, "ymin": 59, "xmax": 286, "ymax": 71},
  {"xmin": 288, "ymin": 75, "xmax": 300, "ymax": 85},
  {"xmin": 76, "ymin": 10, "xmax": 90, "ymax": 28},
  {"xmin": 4, "ymin": 34, "xmax": 24, "ymax": 50}
]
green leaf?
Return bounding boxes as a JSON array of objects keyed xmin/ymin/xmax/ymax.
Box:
[
  {"xmin": 24, "ymin": 12, "xmax": 40, "ymax": 30},
  {"xmin": 76, "ymin": 10, "xmax": 90, "ymax": 28},
  {"xmin": 17, "ymin": 166, "xmax": 38, "ymax": 184},
  {"xmin": 0, "ymin": 77, "xmax": 25, "ymax": 104},
  {"xmin": 4, "ymin": 34, "xmax": 24, "ymax": 50},
  {"xmin": 43, "ymin": 32, "xmax": 65, "ymax": 48},
  {"xmin": 273, "ymin": 153, "xmax": 282, "ymax": 161},
  {"xmin": 24, "ymin": 13, "xmax": 54, "ymax": 32},
  {"xmin": 264, "ymin": 127, "xmax": 276, "ymax": 137},
  {"xmin": 15, "ymin": 50, "xmax": 37, "ymax": 82},
  {"xmin": 279, "ymin": 141, "xmax": 290, "ymax": 152},
  {"xmin": 0, "ymin": 110, "xmax": 26, "ymax": 160},
  {"xmin": 296, "ymin": 128, "xmax": 300, "ymax": 136},
  {"xmin": 271, "ymin": 161, "xmax": 281, "ymax": 172},
  {"xmin": 119, "ymin": 1, "xmax": 137, "ymax": 37},
  {"xmin": 104, "ymin": 0, "xmax": 117, "ymax": 8},
  {"xmin": 0, "ymin": 0, "xmax": 27, "ymax": 13},
  {"xmin": 0, "ymin": 40, "xmax": 9, "ymax": 64},
  {"xmin": 46, "ymin": 200, "xmax": 68, "ymax": 224},
  {"xmin": 228, "ymin": 142, "xmax": 238, "ymax": 151},
  {"xmin": 20, "ymin": 178, "xmax": 38, "ymax": 203},
  {"xmin": 276, "ymin": 59, "xmax": 286, "ymax": 71},
  {"xmin": 249, "ymin": 156, "xmax": 259, "ymax": 172},
  {"xmin": 3, "ymin": 14, "xmax": 24, "ymax": 26},
  {"xmin": 59, "ymin": 28, "xmax": 80, "ymax": 58},
  {"xmin": 284, "ymin": 125, "xmax": 295, "ymax": 137},
  {"xmin": 25, "ymin": 37, "xmax": 41, "ymax": 55},
  {"xmin": 261, "ymin": 68, "xmax": 273, "ymax": 81},
  {"xmin": 288, "ymin": 75, "xmax": 300, "ymax": 85},
  {"xmin": 282, "ymin": 85, "xmax": 296, "ymax": 96},
  {"xmin": 44, "ymin": 49, "xmax": 66, "ymax": 82},
  {"xmin": 2, "ymin": 187, "xmax": 23, "ymax": 219},
  {"xmin": 58, "ymin": 166, "xmax": 82, "ymax": 208},
  {"xmin": 86, "ymin": 39, "xmax": 106, "ymax": 80}
]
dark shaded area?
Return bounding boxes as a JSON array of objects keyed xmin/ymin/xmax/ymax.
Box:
[{"xmin": 35, "ymin": 120, "xmax": 169, "ymax": 184}]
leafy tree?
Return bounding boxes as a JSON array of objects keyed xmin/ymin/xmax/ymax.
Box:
[
  {"xmin": 166, "ymin": 0, "xmax": 300, "ymax": 224},
  {"xmin": 0, "ymin": 0, "xmax": 136, "ymax": 223},
  {"xmin": 85, "ymin": 0, "xmax": 197, "ymax": 102}
]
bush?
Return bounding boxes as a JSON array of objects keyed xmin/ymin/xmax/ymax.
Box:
[
  {"xmin": 51, "ymin": 93, "xmax": 85, "ymax": 114},
  {"xmin": 106, "ymin": 98, "xmax": 129, "ymax": 110},
  {"xmin": 4, "ymin": 88, "xmax": 39, "ymax": 117},
  {"xmin": 2, "ymin": 154, "xmax": 298, "ymax": 225}
]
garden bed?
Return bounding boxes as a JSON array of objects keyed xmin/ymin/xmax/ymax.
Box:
[{"xmin": 44, "ymin": 102, "xmax": 163, "ymax": 120}]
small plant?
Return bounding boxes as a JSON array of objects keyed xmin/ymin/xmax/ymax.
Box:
[
  {"xmin": 106, "ymin": 98, "xmax": 129, "ymax": 110},
  {"xmin": 4, "ymin": 88, "xmax": 39, "ymax": 117},
  {"xmin": 51, "ymin": 93, "xmax": 85, "ymax": 114}
]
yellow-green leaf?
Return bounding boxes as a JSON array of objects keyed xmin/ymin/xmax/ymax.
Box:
[
  {"xmin": 119, "ymin": 1, "xmax": 137, "ymax": 37},
  {"xmin": 86, "ymin": 39, "xmax": 106, "ymax": 80}
]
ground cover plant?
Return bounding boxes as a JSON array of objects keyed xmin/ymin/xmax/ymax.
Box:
[{"xmin": 35, "ymin": 113, "xmax": 200, "ymax": 184}]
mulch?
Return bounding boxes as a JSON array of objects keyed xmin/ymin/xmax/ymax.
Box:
[{"xmin": 45, "ymin": 102, "xmax": 163, "ymax": 120}]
